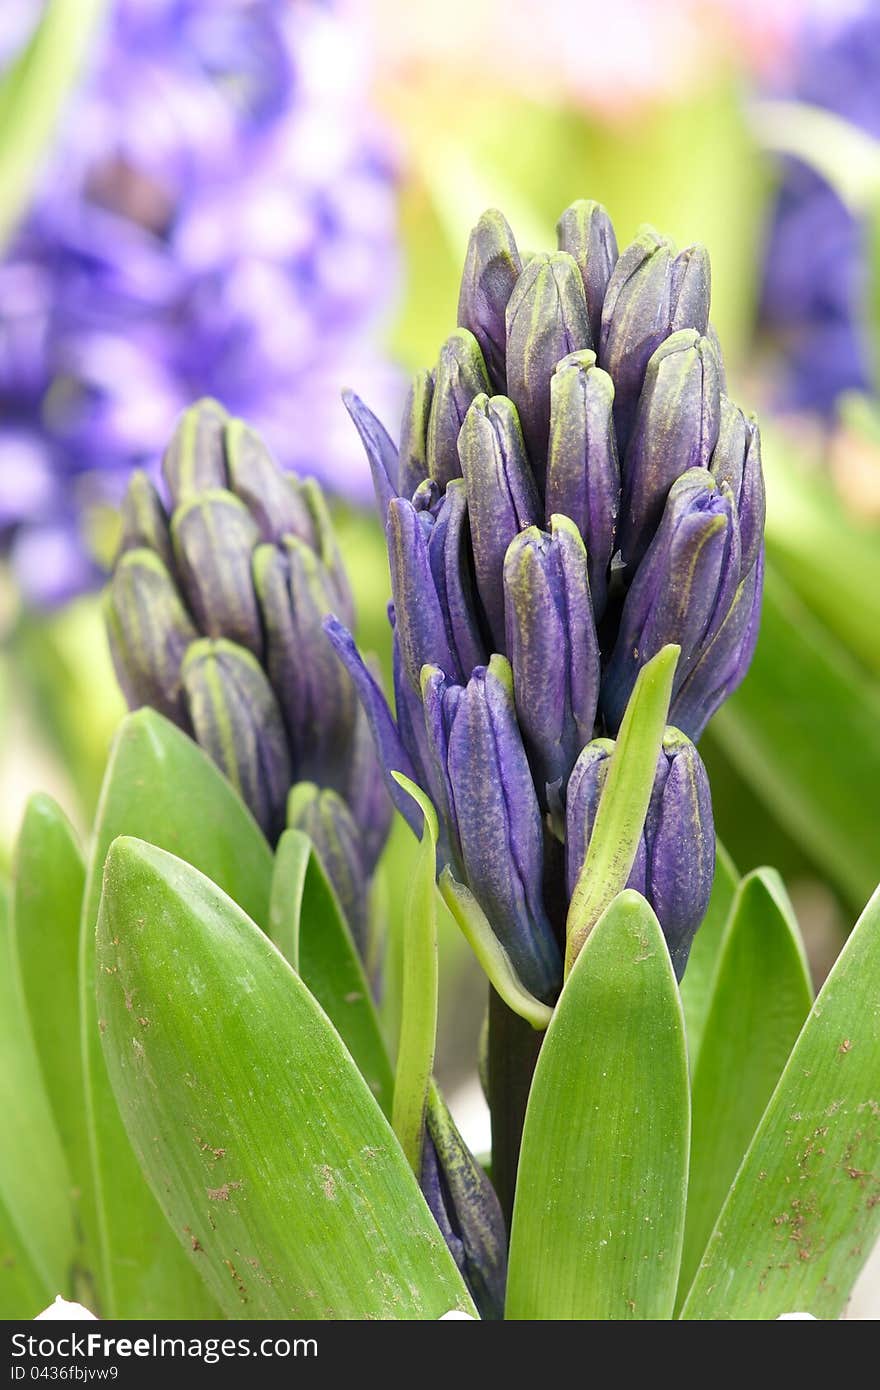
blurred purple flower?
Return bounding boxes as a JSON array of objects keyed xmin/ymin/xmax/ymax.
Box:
[
  {"xmin": 758, "ymin": 2, "xmax": 880, "ymax": 415},
  {"xmin": 0, "ymin": 0, "xmax": 401, "ymax": 605}
]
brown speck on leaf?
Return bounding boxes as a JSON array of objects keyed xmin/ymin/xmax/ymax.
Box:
[
  {"xmin": 123, "ymin": 988, "xmax": 135, "ymax": 1012},
  {"xmin": 839, "ymin": 1039, "xmax": 852, "ymax": 1055},
  {"xmin": 321, "ymin": 1165, "xmax": 337, "ymax": 1200},
  {"xmin": 98, "ymin": 1019, "xmax": 107, "ymax": 1034},
  {"xmin": 137, "ymin": 1016, "xmax": 151, "ymax": 1029},
  {"xmin": 191, "ymin": 1235, "xmax": 203, "ymax": 1252},
  {"xmin": 207, "ymin": 1181, "xmax": 242, "ymax": 1202},
  {"xmin": 224, "ymin": 1259, "xmax": 247, "ymax": 1301}
]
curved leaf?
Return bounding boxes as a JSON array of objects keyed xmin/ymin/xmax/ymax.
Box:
[
  {"xmin": 507, "ymin": 891, "xmax": 690, "ymax": 1319},
  {"xmin": 97, "ymin": 837, "xmax": 475, "ymax": 1320},
  {"xmin": 679, "ymin": 839, "xmax": 738, "ymax": 1069},
  {"xmin": 677, "ymin": 869, "xmax": 813, "ymax": 1305},
  {"xmin": 681, "ymin": 883, "xmax": 880, "ymax": 1319}
]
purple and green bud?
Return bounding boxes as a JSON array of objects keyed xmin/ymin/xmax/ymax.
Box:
[
  {"xmin": 599, "ymin": 229, "xmax": 711, "ymax": 454},
  {"xmin": 171, "ymin": 490, "xmax": 263, "ymax": 656},
  {"xmin": 105, "ymin": 548, "xmax": 197, "ymax": 729},
  {"xmin": 709, "ymin": 396, "xmax": 766, "ymax": 579},
  {"xmin": 287, "ymin": 782, "xmax": 370, "ymax": 956},
  {"xmin": 556, "ymin": 199, "xmax": 619, "ymax": 348},
  {"xmin": 602, "ymin": 468, "xmax": 741, "ymax": 740},
  {"xmin": 503, "ymin": 516, "xmax": 599, "ymax": 807},
  {"xmin": 426, "ymin": 329, "xmax": 492, "ymax": 490},
  {"xmin": 457, "ymin": 393, "xmax": 541, "ymax": 649},
  {"xmin": 421, "ymin": 1085, "xmax": 507, "ymax": 1320},
  {"xmin": 398, "ymin": 370, "xmax": 434, "ymax": 501},
  {"xmin": 117, "ymin": 470, "xmax": 175, "ymax": 570},
  {"xmin": 413, "ymin": 478, "xmax": 487, "ymax": 684},
  {"xmin": 619, "ymin": 329, "xmax": 721, "ymax": 570},
  {"xmin": 457, "ymin": 209, "xmax": 523, "ymax": 395},
  {"xmin": 545, "ymin": 350, "xmax": 619, "ymax": 619},
  {"xmin": 566, "ymin": 727, "xmax": 714, "ymax": 979},
  {"xmin": 181, "ymin": 637, "xmax": 291, "ymax": 843},
  {"xmin": 505, "ymin": 251, "xmax": 592, "ymax": 491}
]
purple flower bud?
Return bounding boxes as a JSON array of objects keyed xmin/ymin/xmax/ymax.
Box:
[
  {"xmin": 457, "ymin": 393, "xmax": 541, "ymax": 649},
  {"xmin": 420, "ymin": 666, "xmax": 465, "ymax": 874},
  {"xmin": 344, "ymin": 685, "xmax": 394, "ymax": 878},
  {"xmin": 445, "ymin": 657, "xmax": 562, "ymax": 1002},
  {"xmin": 180, "ymin": 636, "xmax": 291, "ymax": 841},
  {"xmin": 709, "ymin": 396, "xmax": 766, "ymax": 579},
  {"xmin": 117, "ymin": 469, "xmax": 174, "ymax": 572},
  {"xmin": 422, "ymin": 1086, "xmax": 507, "ymax": 1320},
  {"xmin": 413, "ymin": 477, "xmax": 487, "ymax": 680},
  {"xmin": 503, "ymin": 516, "xmax": 599, "ymax": 805},
  {"xmin": 398, "ymin": 369, "xmax": 434, "ymax": 500},
  {"xmin": 566, "ymin": 728, "xmax": 714, "ymax": 979},
  {"xmin": 505, "ymin": 251, "xmax": 592, "ymax": 490},
  {"xmin": 556, "ymin": 200, "xmax": 619, "ymax": 347},
  {"xmin": 426, "ymin": 329, "xmax": 491, "ymax": 489},
  {"xmin": 296, "ymin": 477, "xmax": 356, "ymax": 631},
  {"xmin": 599, "ymin": 229, "xmax": 711, "ymax": 455},
  {"xmin": 105, "ymin": 548, "xmax": 197, "ymax": 729},
  {"xmin": 170, "ymin": 489, "xmax": 263, "ymax": 656},
  {"xmin": 602, "ymin": 468, "xmax": 741, "ymax": 739},
  {"xmin": 288, "ymin": 781, "xmax": 369, "ymax": 955},
  {"xmin": 162, "ymin": 398, "xmax": 230, "ymax": 504},
  {"xmin": 546, "ymin": 349, "xmax": 619, "ymax": 619},
  {"xmin": 672, "ymin": 547, "xmax": 764, "ymax": 740},
  {"xmin": 224, "ymin": 417, "xmax": 316, "ymax": 547},
  {"xmin": 619, "ymin": 329, "xmax": 721, "ymax": 569},
  {"xmin": 386, "ymin": 497, "xmax": 458, "ymax": 691},
  {"xmin": 252, "ymin": 538, "xmax": 357, "ymax": 792},
  {"xmin": 342, "ymin": 389, "xmax": 399, "ymax": 520},
  {"xmin": 457, "ymin": 208, "xmax": 523, "ymax": 394}
]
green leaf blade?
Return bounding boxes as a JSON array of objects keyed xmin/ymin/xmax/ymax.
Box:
[
  {"xmin": 678, "ymin": 869, "xmax": 813, "ymax": 1306},
  {"xmin": 507, "ymin": 891, "xmax": 690, "ymax": 1320},
  {"xmin": 97, "ymin": 836, "xmax": 474, "ymax": 1320},
  {"xmin": 82, "ymin": 709, "xmax": 274, "ymax": 1319},
  {"xmin": 679, "ymin": 839, "xmax": 738, "ymax": 1070},
  {"xmin": 681, "ymin": 883, "xmax": 880, "ymax": 1320}
]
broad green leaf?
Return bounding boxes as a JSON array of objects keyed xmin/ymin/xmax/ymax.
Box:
[
  {"xmin": 677, "ymin": 870, "xmax": 813, "ymax": 1306},
  {"xmin": 0, "ymin": 887, "xmax": 76, "ymax": 1311},
  {"xmin": 390, "ymin": 774, "xmax": 440, "ymax": 1174},
  {"xmin": 97, "ymin": 837, "xmax": 475, "ymax": 1320},
  {"xmin": 507, "ymin": 891, "xmax": 690, "ymax": 1320},
  {"xmin": 270, "ymin": 829, "xmax": 393, "ymax": 1117},
  {"xmin": 12, "ymin": 798, "xmax": 89, "ymax": 1219},
  {"xmin": 82, "ymin": 710, "xmax": 273, "ymax": 1319},
  {"xmin": 566, "ymin": 644, "xmax": 678, "ymax": 969},
  {"xmin": 0, "ymin": 1192, "xmax": 46, "ymax": 1320},
  {"xmin": 711, "ymin": 565, "xmax": 880, "ymax": 909},
  {"xmin": 679, "ymin": 839, "xmax": 738, "ymax": 1070},
  {"xmin": 681, "ymin": 883, "xmax": 880, "ymax": 1320}
]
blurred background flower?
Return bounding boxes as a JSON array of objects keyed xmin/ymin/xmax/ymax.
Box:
[{"xmin": 0, "ymin": 0, "xmax": 400, "ymax": 607}]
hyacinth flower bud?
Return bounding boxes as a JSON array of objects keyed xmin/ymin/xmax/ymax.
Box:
[
  {"xmin": 344, "ymin": 685, "xmax": 395, "ymax": 876},
  {"xmin": 545, "ymin": 350, "xmax": 619, "ymax": 619},
  {"xmin": 426, "ymin": 329, "xmax": 491, "ymax": 489},
  {"xmin": 566, "ymin": 728, "xmax": 714, "ymax": 979},
  {"xmin": 420, "ymin": 665, "xmax": 465, "ymax": 874},
  {"xmin": 224, "ymin": 417, "xmax": 317, "ymax": 547},
  {"xmin": 709, "ymin": 396, "xmax": 766, "ymax": 579},
  {"xmin": 503, "ymin": 516, "xmax": 599, "ymax": 806},
  {"xmin": 398, "ymin": 369, "xmax": 434, "ymax": 500},
  {"xmin": 444, "ymin": 657, "xmax": 562, "ymax": 1003},
  {"xmin": 457, "ymin": 208, "xmax": 523, "ymax": 394},
  {"xmin": 288, "ymin": 782, "xmax": 369, "ymax": 955},
  {"xmin": 556, "ymin": 199, "xmax": 619, "ymax": 347},
  {"xmin": 170, "ymin": 490, "xmax": 263, "ymax": 656},
  {"xmin": 296, "ymin": 476, "xmax": 356, "ymax": 630},
  {"xmin": 671, "ymin": 547, "xmax": 764, "ymax": 740},
  {"xmin": 117, "ymin": 470, "xmax": 175, "ymax": 571},
  {"xmin": 386, "ymin": 497, "xmax": 459, "ymax": 691},
  {"xmin": 505, "ymin": 251, "xmax": 592, "ymax": 490},
  {"xmin": 252, "ymin": 538, "xmax": 357, "ymax": 793},
  {"xmin": 180, "ymin": 638, "xmax": 291, "ymax": 841},
  {"xmin": 421, "ymin": 1086, "xmax": 507, "ymax": 1321},
  {"xmin": 619, "ymin": 329, "xmax": 721, "ymax": 569},
  {"xmin": 105, "ymin": 549, "xmax": 197, "ymax": 729},
  {"xmin": 458, "ymin": 393, "xmax": 541, "ymax": 650},
  {"xmin": 162, "ymin": 397, "xmax": 230, "ymax": 501},
  {"xmin": 342, "ymin": 388, "xmax": 400, "ymax": 519},
  {"xmin": 413, "ymin": 478, "xmax": 486, "ymax": 680},
  {"xmin": 602, "ymin": 468, "xmax": 741, "ymax": 740},
  {"xmin": 599, "ymin": 229, "xmax": 711, "ymax": 454}
]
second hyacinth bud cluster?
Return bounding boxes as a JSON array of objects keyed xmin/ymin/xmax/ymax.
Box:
[{"xmin": 333, "ymin": 199, "xmax": 765, "ymax": 1001}]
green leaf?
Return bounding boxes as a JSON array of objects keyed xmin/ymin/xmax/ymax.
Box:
[
  {"xmin": 270, "ymin": 829, "xmax": 393, "ymax": 1118},
  {"xmin": 566, "ymin": 644, "xmax": 679, "ymax": 970},
  {"xmin": 680, "ymin": 882, "xmax": 880, "ymax": 1320},
  {"xmin": 711, "ymin": 564, "xmax": 880, "ymax": 909},
  {"xmin": 0, "ymin": 887, "xmax": 76, "ymax": 1311},
  {"xmin": 679, "ymin": 839, "xmax": 738, "ymax": 1070},
  {"xmin": 82, "ymin": 710, "xmax": 274, "ymax": 1318},
  {"xmin": 677, "ymin": 870, "xmax": 813, "ymax": 1307},
  {"xmin": 389, "ymin": 774, "xmax": 440, "ymax": 1174},
  {"xmin": 97, "ymin": 836, "xmax": 475, "ymax": 1320},
  {"xmin": 506, "ymin": 891, "xmax": 690, "ymax": 1320},
  {"xmin": 12, "ymin": 798, "xmax": 90, "ymax": 1232}
]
